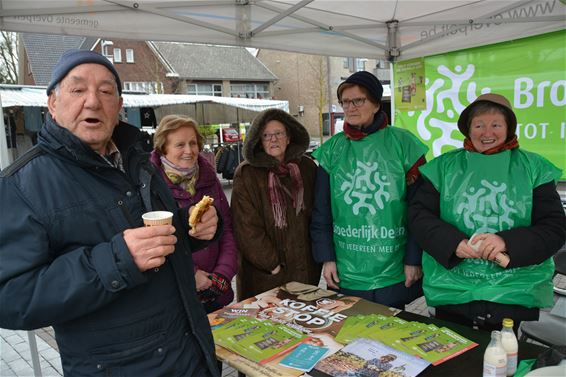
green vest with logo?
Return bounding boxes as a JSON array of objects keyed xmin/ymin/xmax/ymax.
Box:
[
  {"xmin": 420, "ymin": 148, "xmax": 561, "ymax": 308},
  {"xmin": 313, "ymin": 127, "xmax": 428, "ymax": 290}
]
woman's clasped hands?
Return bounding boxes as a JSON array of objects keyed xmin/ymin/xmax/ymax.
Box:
[{"xmin": 457, "ymin": 233, "xmax": 507, "ymax": 264}]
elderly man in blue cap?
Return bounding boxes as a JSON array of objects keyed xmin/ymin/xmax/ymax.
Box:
[{"xmin": 0, "ymin": 49, "xmax": 221, "ymax": 376}]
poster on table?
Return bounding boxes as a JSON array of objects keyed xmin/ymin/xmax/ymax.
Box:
[
  {"xmin": 208, "ymin": 282, "xmax": 400, "ymax": 376},
  {"xmin": 209, "ymin": 282, "xmax": 477, "ymax": 376},
  {"xmin": 395, "ymin": 30, "xmax": 566, "ymax": 179}
]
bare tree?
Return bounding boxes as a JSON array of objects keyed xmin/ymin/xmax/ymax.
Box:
[
  {"xmin": 308, "ymin": 55, "xmax": 327, "ymax": 144},
  {"xmin": 0, "ymin": 31, "xmax": 18, "ymax": 84}
]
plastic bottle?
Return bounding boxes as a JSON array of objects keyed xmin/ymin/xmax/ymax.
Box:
[
  {"xmin": 501, "ymin": 318, "xmax": 518, "ymax": 376},
  {"xmin": 483, "ymin": 330, "xmax": 507, "ymax": 377}
]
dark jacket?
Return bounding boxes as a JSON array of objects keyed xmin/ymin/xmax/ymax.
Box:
[
  {"xmin": 231, "ymin": 109, "xmax": 321, "ymax": 300},
  {"xmin": 150, "ymin": 151, "xmax": 237, "ymax": 308},
  {"xmin": 0, "ymin": 118, "xmax": 220, "ymax": 376},
  {"xmin": 408, "ymin": 179, "xmax": 565, "ymax": 270},
  {"xmin": 408, "ymin": 177, "xmax": 566, "ymax": 324}
]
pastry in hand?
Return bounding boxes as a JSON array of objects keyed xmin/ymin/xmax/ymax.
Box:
[{"xmin": 189, "ymin": 196, "xmax": 214, "ymax": 231}]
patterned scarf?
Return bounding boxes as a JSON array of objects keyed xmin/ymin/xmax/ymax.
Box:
[
  {"xmin": 463, "ymin": 135, "xmax": 519, "ymax": 155},
  {"xmin": 343, "ymin": 110, "xmax": 388, "ymax": 140},
  {"xmin": 268, "ymin": 162, "xmax": 305, "ymax": 229},
  {"xmin": 160, "ymin": 156, "xmax": 199, "ymax": 196}
]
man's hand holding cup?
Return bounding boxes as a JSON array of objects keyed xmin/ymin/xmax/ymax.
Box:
[{"xmin": 124, "ymin": 211, "xmax": 176, "ymax": 272}]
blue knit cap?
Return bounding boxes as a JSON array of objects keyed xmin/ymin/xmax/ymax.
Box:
[
  {"xmin": 337, "ymin": 71, "xmax": 383, "ymax": 103},
  {"xmin": 46, "ymin": 49, "xmax": 122, "ymax": 95}
]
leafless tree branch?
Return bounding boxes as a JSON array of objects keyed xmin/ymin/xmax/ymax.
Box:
[{"xmin": 0, "ymin": 31, "xmax": 18, "ymax": 84}]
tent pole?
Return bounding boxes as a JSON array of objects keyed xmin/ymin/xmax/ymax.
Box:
[
  {"xmin": 386, "ymin": 20, "xmax": 400, "ymax": 62},
  {"xmin": 236, "ymin": 108, "xmax": 241, "ymax": 164},
  {"xmin": 326, "ymin": 55, "xmax": 332, "ymax": 143},
  {"xmin": 0, "ymin": 94, "xmax": 13, "ymax": 169},
  {"xmin": 390, "ymin": 61, "xmax": 396, "ymax": 126}
]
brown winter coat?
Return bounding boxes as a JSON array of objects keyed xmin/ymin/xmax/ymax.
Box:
[{"xmin": 231, "ymin": 109, "xmax": 322, "ymax": 301}]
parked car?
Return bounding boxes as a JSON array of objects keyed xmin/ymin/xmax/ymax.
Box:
[{"xmin": 216, "ymin": 128, "xmax": 241, "ymax": 143}]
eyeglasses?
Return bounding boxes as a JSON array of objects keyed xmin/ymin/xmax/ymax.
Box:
[
  {"xmin": 339, "ymin": 97, "xmax": 367, "ymax": 109},
  {"xmin": 262, "ymin": 131, "xmax": 287, "ymax": 141}
]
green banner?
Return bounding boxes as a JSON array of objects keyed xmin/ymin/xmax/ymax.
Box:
[{"xmin": 395, "ymin": 30, "xmax": 566, "ymax": 179}]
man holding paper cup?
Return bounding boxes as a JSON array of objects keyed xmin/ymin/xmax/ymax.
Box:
[{"xmin": 0, "ymin": 50, "xmax": 221, "ymax": 376}]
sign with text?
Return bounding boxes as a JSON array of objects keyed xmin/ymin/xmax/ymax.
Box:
[
  {"xmin": 395, "ymin": 30, "xmax": 566, "ymax": 179},
  {"xmin": 394, "ymin": 58, "xmax": 427, "ymax": 111}
]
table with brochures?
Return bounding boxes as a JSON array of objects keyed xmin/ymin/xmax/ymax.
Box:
[
  {"xmin": 391, "ymin": 312, "xmax": 546, "ymax": 377},
  {"xmin": 208, "ymin": 282, "xmax": 547, "ymax": 377}
]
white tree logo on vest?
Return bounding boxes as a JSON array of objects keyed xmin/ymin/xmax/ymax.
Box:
[
  {"xmin": 456, "ymin": 180, "xmax": 518, "ymax": 233},
  {"xmin": 408, "ymin": 63, "xmax": 490, "ymax": 156},
  {"xmin": 341, "ymin": 161, "xmax": 391, "ymax": 215}
]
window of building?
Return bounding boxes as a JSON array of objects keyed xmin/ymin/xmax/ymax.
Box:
[
  {"xmin": 113, "ymin": 48, "xmax": 122, "ymax": 63},
  {"xmin": 346, "ymin": 57, "xmax": 355, "ymax": 72},
  {"xmin": 123, "ymin": 81, "xmax": 163, "ymax": 94},
  {"xmin": 356, "ymin": 58, "xmax": 367, "ymax": 72},
  {"xmin": 126, "ymin": 49, "xmax": 134, "ymax": 63},
  {"xmin": 187, "ymin": 83, "xmax": 223, "ymax": 96},
  {"xmin": 230, "ymin": 83, "xmax": 269, "ymax": 99}
]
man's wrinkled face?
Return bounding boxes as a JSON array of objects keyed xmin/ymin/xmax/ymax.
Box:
[{"xmin": 48, "ymin": 63, "xmax": 123, "ymax": 154}]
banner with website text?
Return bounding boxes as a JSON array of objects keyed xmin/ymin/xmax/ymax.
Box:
[{"xmin": 395, "ymin": 30, "xmax": 566, "ymax": 179}]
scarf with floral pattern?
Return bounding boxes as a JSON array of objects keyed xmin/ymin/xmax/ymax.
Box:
[{"xmin": 160, "ymin": 156, "xmax": 199, "ymax": 196}]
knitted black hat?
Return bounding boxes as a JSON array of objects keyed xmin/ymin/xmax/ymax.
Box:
[
  {"xmin": 337, "ymin": 71, "xmax": 383, "ymax": 103},
  {"xmin": 46, "ymin": 49, "xmax": 122, "ymax": 95}
]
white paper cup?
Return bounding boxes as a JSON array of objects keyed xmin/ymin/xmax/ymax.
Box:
[{"xmin": 142, "ymin": 211, "xmax": 173, "ymax": 226}]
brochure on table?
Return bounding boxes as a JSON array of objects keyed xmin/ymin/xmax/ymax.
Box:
[
  {"xmin": 335, "ymin": 314, "xmax": 478, "ymax": 366},
  {"xmin": 313, "ymin": 338, "xmax": 430, "ymax": 377}
]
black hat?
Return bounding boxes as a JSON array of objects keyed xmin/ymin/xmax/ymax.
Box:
[
  {"xmin": 458, "ymin": 93, "xmax": 517, "ymax": 138},
  {"xmin": 337, "ymin": 71, "xmax": 383, "ymax": 103},
  {"xmin": 46, "ymin": 49, "xmax": 122, "ymax": 95}
]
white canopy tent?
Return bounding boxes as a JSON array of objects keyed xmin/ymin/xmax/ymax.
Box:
[
  {"xmin": 1, "ymin": 0, "xmax": 564, "ymax": 61},
  {"xmin": 0, "ymin": 0, "xmax": 564, "ymax": 168}
]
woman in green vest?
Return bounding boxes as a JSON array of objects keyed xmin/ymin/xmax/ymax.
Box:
[
  {"xmin": 408, "ymin": 93, "xmax": 565, "ymax": 331},
  {"xmin": 311, "ymin": 71, "xmax": 428, "ymax": 309}
]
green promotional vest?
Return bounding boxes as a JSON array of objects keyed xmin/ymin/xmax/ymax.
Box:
[
  {"xmin": 420, "ymin": 148, "xmax": 561, "ymax": 308},
  {"xmin": 313, "ymin": 127, "xmax": 427, "ymax": 290}
]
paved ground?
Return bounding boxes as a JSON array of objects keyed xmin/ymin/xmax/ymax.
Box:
[{"xmin": 2, "ymin": 178, "xmax": 564, "ymax": 376}]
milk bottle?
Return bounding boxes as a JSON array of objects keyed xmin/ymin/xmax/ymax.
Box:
[
  {"xmin": 501, "ymin": 318, "xmax": 518, "ymax": 376},
  {"xmin": 483, "ymin": 330, "xmax": 507, "ymax": 377}
]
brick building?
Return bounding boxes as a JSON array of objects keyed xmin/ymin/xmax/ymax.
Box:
[
  {"xmin": 257, "ymin": 49, "xmax": 390, "ymax": 139},
  {"xmin": 19, "ymin": 34, "xmax": 277, "ymax": 98}
]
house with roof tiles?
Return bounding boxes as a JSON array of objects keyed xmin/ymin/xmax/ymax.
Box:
[{"xmin": 19, "ymin": 34, "xmax": 278, "ymax": 98}]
